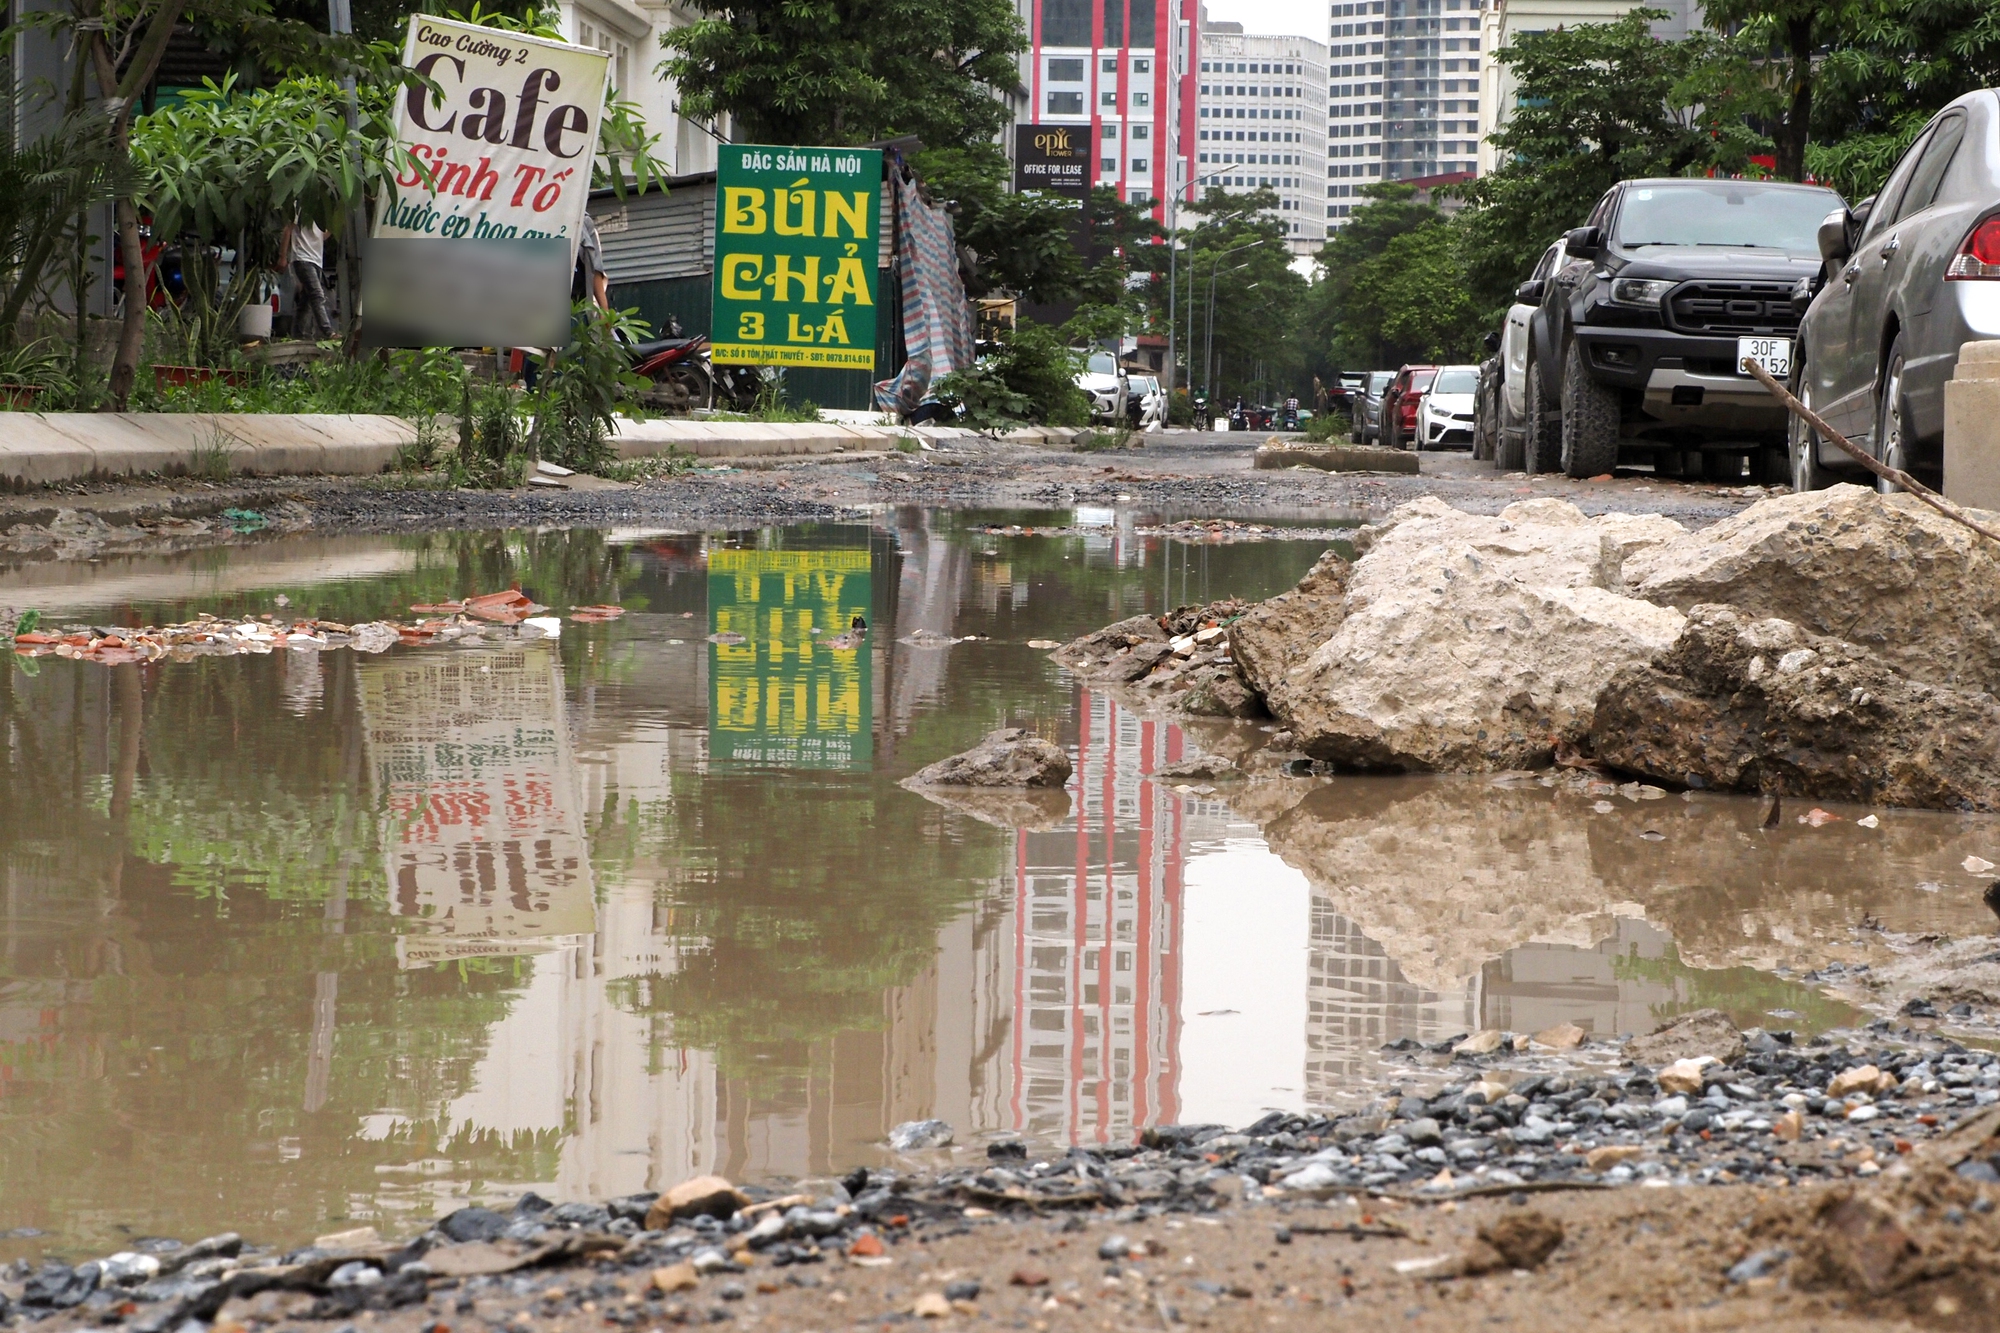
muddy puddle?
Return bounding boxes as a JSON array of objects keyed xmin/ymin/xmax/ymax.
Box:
[{"xmin": 2, "ymin": 512, "xmax": 1996, "ymax": 1257}]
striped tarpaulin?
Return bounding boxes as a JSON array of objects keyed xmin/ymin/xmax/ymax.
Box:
[{"xmin": 873, "ymin": 169, "xmax": 976, "ymax": 414}]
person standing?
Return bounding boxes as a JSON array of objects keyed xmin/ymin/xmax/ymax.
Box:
[
  {"xmin": 282, "ymin": 218, "xmax": 333, "ymax": 340},
  {"xmin": 573, "ymin": 212, "xmax": 610, "ymax": 311}
]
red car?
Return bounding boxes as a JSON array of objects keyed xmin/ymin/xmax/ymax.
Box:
[{"xmin": 1381, "ymin": 365, "xmax": 1438, "ymax": 451}]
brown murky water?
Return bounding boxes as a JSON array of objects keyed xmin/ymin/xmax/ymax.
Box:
[{"xmin": 2, "ymin": 513, "xmax": 1996, "ymax": 1257}]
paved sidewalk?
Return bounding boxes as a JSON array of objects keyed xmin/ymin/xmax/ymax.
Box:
[{"xmin": 0, "ymin": 413, "xmax": 1097, "ymax": 486}]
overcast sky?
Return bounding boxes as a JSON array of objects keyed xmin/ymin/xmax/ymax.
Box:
[{"xmin": 1203, "ymin": 0, "xmax": 1327, "ymax": 41}]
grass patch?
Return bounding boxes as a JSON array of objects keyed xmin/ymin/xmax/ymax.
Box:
[
  {"xmin": 186, "ymin": 422, "xmax": 237, "ymax": 481},
  {"xmin": 706, "ymin": 385, "xmax": 823, "ymax": 423},
  {"xmin": 1303, "ymin": 409, "xmax": 1352, "ymax": 444},
  {"xmin": 601, "ymin": 448, "xmax": 699, "ymax": 482},
  {"xmin": 894, "ymin": 435, "xmax": 922, "ymax": 454},
  {"xmin": 1073, "ymin": 427, "xmax": 1140, "ymax": 452}
]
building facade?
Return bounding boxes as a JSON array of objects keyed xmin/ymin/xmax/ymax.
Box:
[
  {"xmin": 1019, "ymin": 0, "xmax": 1201, "ymax": 220},
  {"xmin": 1477, "ymin": 0, "xmax": 1705, "ymax": 176},
  {"xmin": 562, "ymin": 0, "xmax": 732, "ymax": 179},
  {"xmin": 1194, "ymin": 27, "xmax": 1329, "ymax": 254},
  {"xmin": 1378, "ymin": 0, "xmax": 1486, "ymax": 188},
  {"xmin": 1325, "ymin": 1, "xmax": 1386, "ymax": 227}
]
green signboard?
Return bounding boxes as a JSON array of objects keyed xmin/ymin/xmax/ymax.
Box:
[
  {"xmin": 710, "ymin": 145, "xmax": 884, "ymax": 371},
  {"xmin": 708, "ymin": 547, "xmax": 873, "ymax": 768}
]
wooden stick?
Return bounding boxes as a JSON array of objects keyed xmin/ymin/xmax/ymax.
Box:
[{"xmin": 1740, "ymin": 356, "xmax": 2000, "ymax": 546}]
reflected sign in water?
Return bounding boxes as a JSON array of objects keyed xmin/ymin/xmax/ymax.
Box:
[
  {"xmin": 707, "ymin": 547, "xmax": 872, "ymax": 768},
  {"xmin": 360, "ymin": 644, "xmax": 595, "ymax": 965}
]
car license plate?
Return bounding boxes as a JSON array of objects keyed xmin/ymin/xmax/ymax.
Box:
[{"xmin": 1738, "ymin": 336, "xmax": 1791, "ymax": 378}]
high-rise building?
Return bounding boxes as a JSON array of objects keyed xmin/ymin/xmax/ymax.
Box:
[
  {"xmin": 1193, "ymin": 27, "xmax": 1329, "ymax": 254},
  {"xmin": 1018, "ymin": 0, "xmax": 1201, "ymax": 221},
  {"xmin": 1379, "ymin": 0, "xmax": 1487, "ymax": 187},
  {"xmin": 1477, "ymin": 0, "xmax": 1704, "ymax": 178},
  {"xmin": 1325, "ymin": 1, "xmax": 1386, "ymax": 229}
]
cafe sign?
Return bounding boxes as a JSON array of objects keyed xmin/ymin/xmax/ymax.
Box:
[
  {"xmin": 376, "ymin": 16, "xmax": 608, "ymax": 256},
  {"xmin": 710, "ymin": 145, "xmax": 883, "ymax": 371}
]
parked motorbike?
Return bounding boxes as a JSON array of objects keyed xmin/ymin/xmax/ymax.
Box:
[
  {"xmin": 908, "ymin": 393, "xmax": 966, "ymax": 426},
  {"xmin": 624, "ymin": 317, "xmax": 767, "ymax": 413},
  {"xmin": 1227, "ymin": 399, "xmax": 1248, "ymax": 431}
]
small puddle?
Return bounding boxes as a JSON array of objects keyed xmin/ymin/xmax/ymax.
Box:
[{"xmin": 0, "ymin": 514, "xmax": 1993, "ymax": 1256}]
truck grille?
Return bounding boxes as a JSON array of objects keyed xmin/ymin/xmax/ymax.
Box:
[{"xmin": 1666, "ymin": 282, "xmax": 1800, "ymax": 335}]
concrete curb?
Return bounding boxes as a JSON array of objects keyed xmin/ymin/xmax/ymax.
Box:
[{"xmin": 0, "ymin": 413, "xmax": 1016, "ymax": 486}]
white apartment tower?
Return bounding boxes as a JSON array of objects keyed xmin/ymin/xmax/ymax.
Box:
[
  {"xmin": 1326, "ymin": 1, "xmax": 1386, "ymax": 228},
  {"xmin": 1194, "ymin": 26, "xmax": 1329, "ymax": 254}
]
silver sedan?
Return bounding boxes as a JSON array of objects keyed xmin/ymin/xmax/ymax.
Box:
[{"xmin": 1794, "ymin": 88, "xmax": 2000, "ymax": 491}]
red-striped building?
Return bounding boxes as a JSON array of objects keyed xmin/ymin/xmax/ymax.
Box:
[{"xmin": 1016, "ymin": 0, "xmax": 1202, "ymax": 219}]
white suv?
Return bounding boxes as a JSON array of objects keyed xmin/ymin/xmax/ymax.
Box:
[
  {"xmin": 1076, "ymin": 351, "xmax": 1128, "ymax": 424},
  {"xmin": 1417, "ymin": 365, "xmax": 1480, "ymax": 448}
]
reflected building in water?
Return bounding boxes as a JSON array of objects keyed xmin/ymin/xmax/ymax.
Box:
[{"xmin": 1010, "ymin": 692, "xmax": 1189, "ymax": 1146}]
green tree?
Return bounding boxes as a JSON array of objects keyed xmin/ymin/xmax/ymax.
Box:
[
  {"xmin": 1805, "ymin": 0, "xmax": 2000, "ymax": 199},
  {"xmin": 657, "ymin": 0, "xmax": 1025, "ymax": 149},
  {"xmin": 1359, "ymin": 220, "xmax": 1485, "ymax": 364},
  {"xmin": 1303, "ymin": 181, "xmax": 1439, "ymax": 375},
  {"xmin": 1702, "ymin": 0, "xmax": 1864, "ymax": 182},
  {"xmin": 912, "ymin": 145, "xmax": 1084, "ymax": 303},
  {"xmin": 1179, "ymin": 187, "xmax": 1306, "ymax": 402},
  {"xmin": 1455, "ymin": 10, "xmax": 1765, "ymax": 311}
]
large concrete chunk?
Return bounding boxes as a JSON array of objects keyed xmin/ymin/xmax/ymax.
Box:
[
  {"xmin": 1352, "ymin": 496, "xmax": 1686, "ymax": 594},
  {"xmin": 1231, "ymin": 550, "xmax": 1350, "ymax": 705},
  {"xmin": 1626, "ymin": 484, "xmax": 2000, "ymax": 691},
  {"xmin": 1591, "ymin": 603, "xmax": 2000, "ymax": 811},
  {"xmin": 1278, "ymin": 526, "xmax": 1686, "ymax": 771}
]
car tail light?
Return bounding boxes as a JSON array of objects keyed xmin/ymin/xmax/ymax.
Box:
[{"xmin": 1946, "ymin": 215, "xmax": 2000, "ymax": 279}]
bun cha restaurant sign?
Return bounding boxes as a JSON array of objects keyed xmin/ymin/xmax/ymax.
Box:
[{"xmin": 709, "ymin": 145, "xmax": 884, "ymax": 371}]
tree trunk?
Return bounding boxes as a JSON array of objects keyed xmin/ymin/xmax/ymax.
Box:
[
  {"xmin": 88, "ymin": 3, "xmax": 186, "ymax": 409},
  {"xmin": 108, "ymin": 194, "xmax": 148, "ymax": 408},
  {"xmin": 1773, "ymin": 15, "xmax": 1814, "ymax": 183}
]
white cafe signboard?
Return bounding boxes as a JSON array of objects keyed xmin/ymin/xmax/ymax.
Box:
[{"xmin": 374, "ymin": 15, "xmax": 608, "ymax": 260}]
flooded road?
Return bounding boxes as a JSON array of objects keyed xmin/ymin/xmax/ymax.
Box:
[{"xmin": 3, "ymin": 514, "xmax": 1997, "ymax": 1257}]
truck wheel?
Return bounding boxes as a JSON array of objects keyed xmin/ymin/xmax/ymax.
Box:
[
  {"xmin": 1496, "ymin": 392, "xmax": 1525, "ymax": 471},
  {"xmin": 1522, "ymin": 360, "xmax": 1557, "ymax": 473},
  {"xmin": 1560, "ymin": 344, "xmax": 1621, "ymax": 478}
]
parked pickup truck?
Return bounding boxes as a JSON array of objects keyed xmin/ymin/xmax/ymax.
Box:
[{"xmin": 1523, "ymin": 177, "xmax": 1844, "ymax": 481}]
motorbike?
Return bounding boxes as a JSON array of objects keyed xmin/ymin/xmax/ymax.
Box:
[
  {"xmin": 907, "ymin": 393, "xmax": 966, "ymax": 426},
  {"xmin": 1279, "ymin": 402, "xmax": 1300, "ymax": 431},
  {"xmin": 1227, "ymin": 399, "xmax": 1249, "ymax": 431},
  {"xmin": 624, "ymin": 316, "xmax": 768, "ymax": 413},
  {"xmin": 1192, "ymin": 393, "xmax": 1209, "ymax": 426}
]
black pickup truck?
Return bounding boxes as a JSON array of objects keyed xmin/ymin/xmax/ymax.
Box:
[{"xmin": 1521, "ymin": 177, "xmax": 1843, "ymax": 480}]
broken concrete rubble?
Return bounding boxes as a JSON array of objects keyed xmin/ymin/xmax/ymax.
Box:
[
  {"xmin": 1590, "ymin": 604, "xmax": 2000, "ymax": 811},
  {"xmin": 1280, "ymin": 549, "xmax": 1684, "ymax": 771},
  {"xmin": 903, "ymin": 728, "xmax": 1072, "ymax": 788},
  {"xmin": 1229, "ymin": 550, "xmax": 1349, "ymax": 705},
  {"xmin": 1051, "ymin": 488, "xmax": 2000, "ymax": 807},
  {"xmin": 1627, "ymin": 484, "xmax": 2000, "ymax": 692}
]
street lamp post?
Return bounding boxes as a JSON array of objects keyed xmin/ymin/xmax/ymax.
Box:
[
  {"xmin": 1164, "ymin": 165, "xmax": 1257, "ymax": 403},
  {"xmin": 1206, "ymin": 271, "xmax": 1259, "ymax": 404},
  {"xmin": 1192, "ymin": 239, "xmax": 1267, "ymax": 409}
]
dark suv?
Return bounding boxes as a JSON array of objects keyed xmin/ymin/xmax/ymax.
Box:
[{"xmin": 1523, "ymin": 178, "xmax": 1844, "ymax": 480}]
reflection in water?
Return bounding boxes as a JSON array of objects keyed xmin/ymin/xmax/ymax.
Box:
[
  {"xmin": 3, "ymin": 522, "xmax": 1997, "ymax": 1255},
  {"xmin": 363, "ymin": 646, "xmax": 596, "ymax": 965},
  {"xmin": 707, "ymin": 548, "xmax": 872, "ymax": 769}
]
